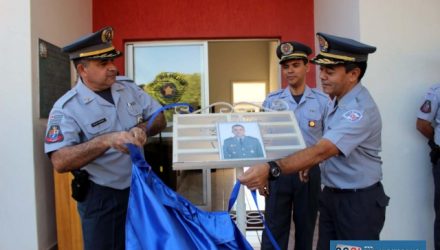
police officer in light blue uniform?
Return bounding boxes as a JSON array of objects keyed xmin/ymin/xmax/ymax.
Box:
[
  {"xmin": 320, "ymin": 81, "xmax": 383, "ymax": 189},
  {"xmin": 312, "ymin": 33, "xmax": 390, "ymax": 249},
  {"xmin": 416, "ymin": 83, "xmax": 440, "ymax": 250},
  {"xmin": 238, "ymin": 33, "xmax": 390, "ymax": 250},
  {"xmin": 45, "ymin": 77, "xmax": 162, "ymax": 188},
  {"xmin": 261, "ymin": 41, "xmax": 328, "ymax": 250},
  {"xmin": 44, "ymin": 27, "xmax": 166, "ymax": 250},
  {"xmin": 223, "ymin": 124, "xmax": 264, "ymax": 159}
]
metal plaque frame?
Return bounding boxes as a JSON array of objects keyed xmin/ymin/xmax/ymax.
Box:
[{"xmin": 172, "ymin": 102, "xmax": 306, "ymax": 170}]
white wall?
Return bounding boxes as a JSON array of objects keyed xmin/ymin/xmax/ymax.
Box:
[
  {"xmin": 314, "ymin": 0, "xmax": 360, "ymax": 89},
  {"xmin": 315, "ymin": 0, "xmax": 440, "ymax": 248},
  {"xmin": 31, "ymin": 0, "xmax": 92, "ymax": 248},
  {"xmin": 32, "ymin": 1, "xmax": 92, "ymax": 249},
  {"xmin": 0, "ymin": 0, "xmax": 91, "ymax": 249},
  {"xmin": 361, "ymin": 1, "xmax": 440, "ymax": 247},
  {"xmin": 0, "ymin": 0, "xmax": 37, "ymax": 249}
]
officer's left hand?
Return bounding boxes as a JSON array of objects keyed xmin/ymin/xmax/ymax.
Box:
[
  {"xmin": 237, "ymin": 163, "xmax": 270, "ymax": 190},
  {"xmin": 129, "ymin": 127, "xmax": 147, "ymax": 146}
]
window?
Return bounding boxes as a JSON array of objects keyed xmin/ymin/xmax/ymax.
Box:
[
  {"xmin": 126, "ymin": 41, "xmax": 209, "ymax": 126},
  {"xmin": 232, "ymin": 81, "xmax": 266, "ymax": 112}
]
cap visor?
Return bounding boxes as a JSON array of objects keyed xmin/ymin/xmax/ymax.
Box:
[{"xmin": 279, "ymin": 55, "xmax": 308, "ymax": 64}]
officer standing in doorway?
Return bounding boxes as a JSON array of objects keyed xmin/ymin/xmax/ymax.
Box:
[
  {"xmin": 238, "ymin": 33, "xmax": 390, "ymax": 250},
  {"xmin": 262, "ymin": 41, "xmax": 328, "ymax": 250},
  {"xmin": 44, "ymin": 27, "xmax": 166, "ymax": 250},
  {"xmin": 416, "ymin": 84, "xmax": 440, "ymax": 250}
]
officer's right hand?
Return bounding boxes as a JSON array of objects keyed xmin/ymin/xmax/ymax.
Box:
[
  {"xmin": 107, "ymin": 131, "xmax": 143, "ymax": 154},
  {"xmin": 129, "ymin": 127, "xmax": 147, "ymax": 146},
  {"xmin": 237, "ymin": 162, "xmax": 270, "ymax": 190}
]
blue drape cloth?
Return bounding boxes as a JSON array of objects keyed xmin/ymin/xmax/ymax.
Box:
[
  {"xmin": 126, "ymin": 102, "xmax": 280, "ymax": 250},
  {"xmin": 125, "ymin": 144, "xmax": 253, "ymax": 250}
]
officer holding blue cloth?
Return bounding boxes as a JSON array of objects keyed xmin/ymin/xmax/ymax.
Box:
[
  {"xmin": 44, "ymin": 27, "xmax": 166, "ymax": 250},
  {"xmin": 239, "ymin": 33, "xmax": 390, "ymax": 250},
  {"xmin": 262, "ymin": 41, "xmax": 328, "ymax": 250}
]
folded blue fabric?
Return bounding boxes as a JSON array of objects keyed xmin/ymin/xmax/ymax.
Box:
[{"xmin": 125, "ymin": 144, "xmax": 253, "ymax": 250}]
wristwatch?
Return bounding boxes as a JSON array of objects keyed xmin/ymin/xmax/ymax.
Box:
[{"xmin": 268, "ymin": 161, "xmax": 281, "ymax": 180}]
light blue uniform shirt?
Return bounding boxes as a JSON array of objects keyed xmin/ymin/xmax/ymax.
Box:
[
  {"xmin": 321, "ymin": 83, "xmax": 383, "ymax": 189},
  {"xmin": 417, "ymin": 83, "xmax": 440, "ymax": 145},
  {"xmin": 263, "ymin": 86, "xmax": 329, "ymax": 147},
  {"xmin": 45, "ymin": 78, "xmax": 162, "ymax": 189}
]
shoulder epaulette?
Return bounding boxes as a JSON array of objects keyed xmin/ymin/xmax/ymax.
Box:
[
  {"xmin": 310, "ymin": 88, "xmax": 328, "ymax": 98},
  {"xmin": 53, "ymin": 89, "xmax": 77, "ymax": 108},
  {"xmin": 117, "ymin": 78, "xmax": 145, "ymax": 93},
  {"xmin": 116, "ymin": 76, "xmax": 135, "ymax": 83},
  {"xmin": 429, "ymin": 84, "xmax": 440, "ymax": 92},
  {"xmin": 267, "ymin": 89, "xmax": 284, "ymax": 98}
]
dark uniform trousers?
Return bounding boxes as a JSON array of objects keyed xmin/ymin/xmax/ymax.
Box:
[
  {"xmin": 317, "ymin": 182, "xmax": 389, "ymax": 250},
  {"xmin": 262, "ymin": 165, "xmax": 320, "ymax": 250},
  {"xmin": 434, "ymin": 161, "xmax": 440, "ymax": 250},
  {"xmin": 77, "ymin": 180, "xmax": 130, "ymax": 250}
]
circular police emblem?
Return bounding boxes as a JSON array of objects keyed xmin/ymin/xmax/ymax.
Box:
[
  {"xmin": 280, "ymin": 43, "xmax": 294, "ymax": 55},
  {"xmin": 160, "ymin": 82, "xmax": 177, "ymax": 98},
  {"xmin": 317, "ymin": 34, "xmax": 329, "ymax": 52},
  {"xmin": 342, "ymin": 110, "xmax": 363, "ymax": 122},
  {"xmin": 101, "ymin": 28, "xmax": 114, "ymax": 43},
  {"xmin": 145, "ymin": 72, "xmax": 188, "ymax": 104},
  {"xmin": 143, "ymin": 72, "xmax": 192, "ymax": 123}
]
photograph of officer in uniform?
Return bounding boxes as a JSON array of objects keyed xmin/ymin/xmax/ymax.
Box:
[{"xmin": 219, "ymin": 122, "xmax": 265, "ymax": 160}]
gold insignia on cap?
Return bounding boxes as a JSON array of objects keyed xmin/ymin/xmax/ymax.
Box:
[
  {"xmin": 319, "ymin": 52, "xmax": 355, "ymax": 62},
  {"xmin": 280, "ymin": 43, "xmax": 294, "ymax": 55},
  {"xmin": 317, "ymin": 35, "xmax": 328, "ymax": 52},
  {"xmin": 101, "ymin": 28, "xmax": 114, "ymax": 43},
  {"xmin": 79, "ymin": 46, "xmax": 116, "ymax": 58}
]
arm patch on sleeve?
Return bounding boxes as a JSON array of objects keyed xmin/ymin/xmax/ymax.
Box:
[
  {"xmin": 420, "ymin": 100, "xmax": 432, "ymax": 113},
  {"xmin": 342, "ymin": 110, "xmax": 363, "ymax": 122},
  {"xmin": 45, "ymin": 125, "xmax": 64, "ymax": 143}
]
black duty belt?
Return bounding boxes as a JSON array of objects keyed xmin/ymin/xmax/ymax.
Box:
[{"xmin": 324, "ymin": 182, "xmax": 381, "ymax": 193}]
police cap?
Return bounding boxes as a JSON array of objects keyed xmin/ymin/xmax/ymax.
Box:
[
  {"xmin": 62, "ymin": 26, "xmax": 122, "ymax": 60},
  {"xmin": 276, "ymin": 41, "xmax": 312, "ymax": 64},
  {"xmin": 311, "ymin": 32, "xmax": 376, "ymax": 65}
]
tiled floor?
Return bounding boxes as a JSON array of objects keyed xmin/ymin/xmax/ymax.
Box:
[{"xmin": 177, "ymin": 168, "xmax": 318, "ymax": 250}]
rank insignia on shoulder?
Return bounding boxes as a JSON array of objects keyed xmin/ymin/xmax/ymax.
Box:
[
  {"xmin": 342, "ymin": 110, "xmax": 363, "ymax": 122},
  {"xmin": 420, "ymin": 100, "xmax": 431, "ymax": 113},
  {"xmin": 308, "ymin": 120, "xmax": 316, "ymax": 127},
  {"xmin": 48, "ymin": 114, "xmax": 63, "ymax": 124},
  {"xmin": 45, "ymin": 125, "xmax": 64, "ymax": 143}
]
